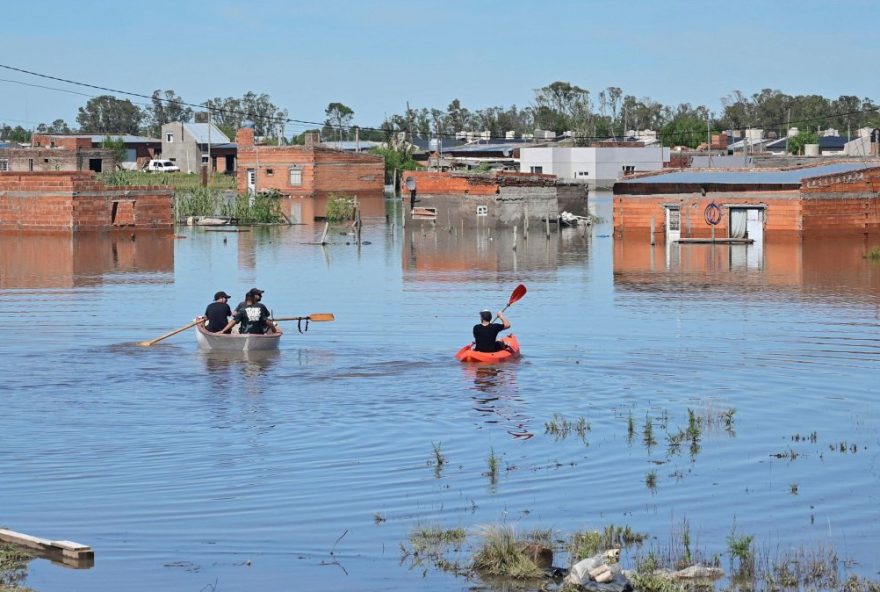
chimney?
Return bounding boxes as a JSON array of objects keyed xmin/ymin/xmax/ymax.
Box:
[
  {"xmin": 304, "ymin": 131, "xmax": 320, "ymax": 147},
  {"xmin": 236, "ymin": 127, "xmax": 255, "ymax": 147}
]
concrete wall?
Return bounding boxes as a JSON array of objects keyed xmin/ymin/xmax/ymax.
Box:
[
  {"xmin": 0, "ymin": 172, "xmax": 173, "ymax": 231},
  {"xmin": 520, "ymin": 146, "xmax": 669, "ymax": 188},
  {"xmin": 0, "ymin": 148, "xmax": 115, "ymax": 173},
  {"xmin": 161, "ymin": 122, "xmax": 202, "ymax": 174}
]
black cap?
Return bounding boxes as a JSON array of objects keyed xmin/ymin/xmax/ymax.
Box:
[
  {"xmin": 247, "ymin": 288, "xmax": 264, "ymax": 296},
  {"xmin": 480, "ymin": 310, "xmax": 492, "ymax": 322},
  {"xmin": 214, "ymin": 291, "xmax": 231, "ymax": 300}
]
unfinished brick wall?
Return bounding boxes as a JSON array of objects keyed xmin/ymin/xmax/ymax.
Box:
[
  {"xmin": 401, "ymin": 170, "xmax": 499, "ymax": 195},
  {"xmin": 800, "ymin": 167, "xmax": 880, "ymax": 235},
  {"xmin": 0, "ymin": 172, "xmax": 173, "ymax": 231}
]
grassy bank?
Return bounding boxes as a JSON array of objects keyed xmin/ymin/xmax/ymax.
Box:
[{"xmin": 0, "ymin": 543, "xmax": 33, "ymax": 592}]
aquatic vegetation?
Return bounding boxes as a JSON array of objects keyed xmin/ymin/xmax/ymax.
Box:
[
  {"xmin": 223, "ymin": 191, "xmax": 284, "ymax": 224},
  {"xmin": 646, "ymin": 470, "xmax": 658, "ymax": 492},
  {"xmin": 628, "ymin": 572, "xmax": 686, "ymax": 592},
  {"xmin": 790, "ymin": 483, "xmax": 799, "ymax": 495},
  {"xmin": 401, "ymin": 525, "xmax": 469, "ymax": 576},
  {"xmin": 865, "ymin": 246, "xmax": 880, "ymax": 260},
  {"xmin": 472, "ymin": 524, "xmax": 545, "ymax": 580},
  {"xmin": 0, "ymin": 542, "xmax": 33, "ymax": 590},
  {"xmin": 568, "ymin": 524, "xmax": 648, "ymax": 561},
  {"xmin": 727, "ymin": 531, "xmax": 756, "ymax": 578},
  {"xmin": 430, "ymin": 442, "xmax": 446, "ymax": 477},
  {"xmin": 486, "ymin": 448, "xmax": 499, "ymax": 485},
  {"xmin": 544, "ymin": 414, "xmax": 590, "ymax": 443},
  {"xmin": 374, "ymin": 513, "xmax": 386, "ymax": 524},
  {"xmin": 643, "ymin": 416, "xmax": 656, "ymax": 448},
  {"xmin": 627, "ymin": 412, "xmax": 636, "ymax": 444},
  {"xmin": 760, "ymin": 545, "xmax": 840, "ymax": 590},
  {"xmin": 325, "ymin": 194, "xmax": 356, "ymax": 222}
]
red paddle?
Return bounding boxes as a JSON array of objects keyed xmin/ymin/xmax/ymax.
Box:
[{"xmin": 493, "ymin": 284, "xmax": 527, "ymax": 322}]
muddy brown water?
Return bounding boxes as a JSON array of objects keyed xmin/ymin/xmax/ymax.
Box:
[{"xmin": 1, "ymin": 193, "xmax": 878, "ymax": 591}]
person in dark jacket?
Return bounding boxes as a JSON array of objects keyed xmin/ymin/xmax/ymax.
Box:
[
  {"xmin": 225, "ymin": 288, "xmax": 281, "ymax": 335},
  {"xmin": 202, "ymin": 291, "xmax": 232, "ymax": 333},
  {"xmin": 472, "ymin": 309, "xmax": 510, "ymax": 352}
]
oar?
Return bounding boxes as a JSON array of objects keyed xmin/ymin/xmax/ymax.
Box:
[
  {"xmin": 138, "ymin": 318, "xmax": 203, "ymax": 347},
  {"xmin": 493, "ymin": 284, "xmax": 527, "ymax": 322},
  {"xmin": 272, "ymin": 313, "xmax": 335, "ymax": 322}
]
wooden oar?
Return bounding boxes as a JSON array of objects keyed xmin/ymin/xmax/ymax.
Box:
[
  {"xmin": 493, "ymin": 284, "xmax": 527, "ymax": 322},
  {"xmin": 138, "ymin": 319, "xmax": 203, "ymax": 347},
  {"xmin": 272, "ymin": 313, "xmax": 335, "ymax": 322}
]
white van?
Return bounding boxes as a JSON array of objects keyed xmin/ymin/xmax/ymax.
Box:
[{"xmin": 143, "ymin": 159, "xmax": 180, "ymax": 173}]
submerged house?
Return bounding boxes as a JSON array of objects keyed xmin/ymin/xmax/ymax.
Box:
[
  {"xmin": 612, "ymin": 163, "xmax": 880, "ymax": 243},
  {"xmin": 400, "ymin": 170, "xmax": 588, "ymax": 229},
  {"xmin": 235, "ymin": 128, "xmax": 385, "ymax": 222},
  {"xmin": 519, "ymin": 145, "xmax": 670, "ymax": 189},
  {"xmin": 31, "ymin": 133, "xmax": 161, "ymax": 170},
  {"xmin": 0, "ymin": 136, "xmax": 115, "ymax": 173}
]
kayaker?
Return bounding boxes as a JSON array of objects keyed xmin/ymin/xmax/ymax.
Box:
[
  {"xmin": 225, "ymin": 288, "xmax": 281, "ymax": 335},
  {"xmin": 473, "ymin": 309, "xmax": 510, "ymax": 353},
  {"xmin": 202, "ymin": 290, "xmax": 232, "ymax": 333}
]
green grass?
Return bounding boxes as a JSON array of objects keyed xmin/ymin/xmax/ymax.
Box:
[
  {"xmin": 486, "ymin": 448, "xmax": 499, "ymax": 485},
  {"xmin": 865, "ymin": 246, "xmax": 880, "ymax": 260},
  {"xmin": 325, "ymin": 194, "xmax": 356, "ymax": 222},
  {"xmin": 472, "ymin": 524, "xmax": 545, "ymax": 580},
  {"xmin": 99, "ymin": 170, "xmax": 236, "ymax": 190},
  {"xmin": 568, "ymin": 524, "xmax": 647, "ymax": 562}
]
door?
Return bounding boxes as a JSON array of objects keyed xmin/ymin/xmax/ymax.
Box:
[
  {"xmin": 665, "ymin": 206, "xmax": 681, "ymax": 242},
  {"xmin": 745, "ymin": 208, "xmax": 764, "ymax": 269},
  {"xmin": 247, "ymin": 169, "xmax": 256, "ymax": 195}
]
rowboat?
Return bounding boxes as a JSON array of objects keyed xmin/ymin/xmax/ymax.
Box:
[
  {"xmin": 195, "ymin": 324, "xmax": 281, "ymax": 352},
  {"xmin": 455, "ymin": 334, "xmax": 520, "ymax": 363}
]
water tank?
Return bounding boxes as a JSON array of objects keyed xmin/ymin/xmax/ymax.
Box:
[
  {"xmin": 242, "ymin": 120, "xmax": 256, "ymax": 129},
  {"xmin": 428, "ymin": 138, "xmax": 440, "ymax": 151},
  {"xmin": 804, "ymin": 143, "xmax": 820, "ymax": 157},
  {"xmin": 787, "ymin": 127, "xmax": 799, "ymax": 137}
]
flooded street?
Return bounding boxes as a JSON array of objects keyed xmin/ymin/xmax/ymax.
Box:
[{"xmin": 1, "ymin": 192, "xmax": 879, "ymax": 591}]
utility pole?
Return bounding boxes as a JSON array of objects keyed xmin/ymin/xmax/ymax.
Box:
[
  {"xmin": 707, "ymin": 114, "xmax": 712, "ymax": 167},
  {"xmin": 207, "ymin": 108, "xmax": 212, "ymax": 185}
]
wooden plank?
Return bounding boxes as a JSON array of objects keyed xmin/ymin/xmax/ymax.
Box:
[
  {"xmin": 675, "ymin": 238, "xmax": 753, "ymax": 244},
  {"xmin": 0, "ymin": 528, "xmax": 94, "ymax": 567}
]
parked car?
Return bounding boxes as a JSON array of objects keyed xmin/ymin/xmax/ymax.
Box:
[{"xmin": 143, "ymin": 159, "xmax": 180, "ymax": 173}]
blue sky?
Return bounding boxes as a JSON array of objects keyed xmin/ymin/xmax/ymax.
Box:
[{"xmin": 1, "ymin": 0, "xmax": 876, "ymax": 133}]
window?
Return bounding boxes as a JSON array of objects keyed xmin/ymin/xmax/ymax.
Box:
[
  {"xmin": 201, "ymin": 154, "xmax": 209, "ymax": 164},
  {"xmin": 622, "ymin": 165, "xmax": 635, "ymax": 174},
  {"xmin": 530, "ymin": 166, "xmax": 543, "ymax": 174},
  {"xmin": 289, "ymin": 166, "xmax": 302, "ymax": 186},
  {"xmin": 0, "ymin": 159, "xmax": 8, "ymax": 171},
  {"xmin": 476, "ymin": 205, "xmax": 488, "ymax": 216},
  {"xmin": 577, "ymin": 171, "xmax": 589, "ymax": 177},
  {"xmin": 266, "ymin": 168, "xmax": 274, "ymax": 177},
  {"xmin": 166, "ymin": 133, "xmax": 174, "ymax": 143},
  {"xmin": 28, "ymin": 159, "xmax": 34, "ymax": 171}
]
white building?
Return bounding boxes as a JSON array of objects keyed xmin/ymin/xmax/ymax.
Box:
[{"xmin": 519, "ymin": 145, "xmax": 670, "ymax": 188}]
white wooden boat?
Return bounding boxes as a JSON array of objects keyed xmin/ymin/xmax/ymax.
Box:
[{"xmin": 195, "ymin": 323, "xmax": 281, "ymax": 352}]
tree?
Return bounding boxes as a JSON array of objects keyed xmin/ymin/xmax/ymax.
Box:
[
  {"xmin": 148, "ymin": 89, "xmax": 193, "ymax": 137},
  {"xmin": 323, "ymin": 102, "xmax": 354, "ymax": 141},
  {"xmin": 1, "ymin": 125, "xmax": 31, "ymax": 142},
  {"xmin": 369, "ymin": 145, "xmax": 418, "ymax": 185},
  {"xmin": 36, "ymin": 119, "xmax": 72, "ymax": 134},
  {"xmin": 202, "ymin": 93, "xmax": 287, "ymax": 137},
  {"xmin": 101, "ymin": 136, "xmax": 126, "ymax": 169},
  {"xmin": 76, "ymin": 95, "xmax": 144, "ymax": 134},
  {"xmin": 533, "ymin": 81, "xmax": 594, "ymax": 143},
  {"xmin": 787, "ymin": 130, "xmax": 818, "ymax": 155}
]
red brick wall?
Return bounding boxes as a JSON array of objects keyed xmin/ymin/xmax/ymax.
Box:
[
  {"xmin": 401, "ymin": 170, "xmax": 499, "ymax": 195},
  {"xmin": 613, "ymin": 191, "xmax": 803, "ymax": 240},
  {"xmin": 32, "ymin": 135, "xmax": 92, "ymax": 150},
  {"xmin": 800, "ymin": 167, "xmax": 880, "ymax": 235},
  {"xmin": 0, "ymin": 172, "xmax": 172, "ymax": 230}
]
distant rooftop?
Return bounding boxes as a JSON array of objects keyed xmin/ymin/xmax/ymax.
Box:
[
  {"xmin": 39, "ymin": 134, "xmax": 160, "ymax": 143},
  {"xmin": 618, "ymin": 163, "xmax": 873, "ymax": 187},
  {"xmin": 181, "ymin": 123, "xmax": 230, "ymax": 144}
]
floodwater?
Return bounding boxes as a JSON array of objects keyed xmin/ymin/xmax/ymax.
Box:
[{"xmin": 1, "ymin": 193, "xmax": 878, "ymax": 591}]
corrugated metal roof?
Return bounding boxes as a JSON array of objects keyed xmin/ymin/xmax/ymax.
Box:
[
  {"xmin": 320, "ymin": 140, "xmax": 383, "ymax": 151},
  {"xmin": 45, "ymin": 134, "xmax": 160, "ymax": 143},
  {"xmin": 618, "ymin": 163, "xmax": 872, "ymax": 186},
  {"xmin": 181, "ymin": 123, "xmax": 230, "ymax": 144}
]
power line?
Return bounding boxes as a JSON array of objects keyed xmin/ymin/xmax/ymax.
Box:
[{"xmin": 1, "ymin": 62, "xmax": 879, "ymax": 144}]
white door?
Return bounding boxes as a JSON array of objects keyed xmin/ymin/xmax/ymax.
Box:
[
  {"xmin": 746, "ymin": 209, "xmax": 764, "ymax": 269},
  {"xmin": 665, "ymin": 207, "xmax": 681, "ymax": 242},
  {"xmin": 246, "ymin": 169, "xmax": 256, "ymax": 195}
]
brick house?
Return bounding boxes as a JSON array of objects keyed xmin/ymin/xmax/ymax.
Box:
[
  {"xmin": 0, "ymin": 136, "xmax": 115, "ymax": 173},
  {"xmin": 0, "ymin": 171, "xmax": 173, "ymax": 231},
  {"xmin": 612, "ymin": 163, "xmax": 880, "ymax": 242},
  {"xmin": 31, "ymin": 134, "xmax": 161, "ymax": 170},
  {"xmin": 235, "ymin": 128, "xmax": 385, "ymax": 222}
]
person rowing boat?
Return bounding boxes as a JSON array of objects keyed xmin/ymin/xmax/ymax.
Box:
[{"xmin": 223, "ymin": 288, "xmax": 282, "ymax": 335}]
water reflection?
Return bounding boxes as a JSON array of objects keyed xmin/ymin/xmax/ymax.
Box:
[
  {"xmin": 403, "ymin": 224, "xmax": 563, "ymax": 278},
  {"xmin": 0, "ymin": 231, "xmax": 174, "ymax": 288},
  {"xmin": 200, "ymin": 349, "xmax": 280, "ymax": 396},
  {"xmin": 462, "ymin": 363, "xmax": 533, "ymax": 440},
  {"xmin": 614, "ymin": 235, "xmax": 880, "ymax": 301}
]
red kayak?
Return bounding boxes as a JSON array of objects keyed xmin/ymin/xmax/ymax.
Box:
[{"xmin": 455, "ymin": 334, "xmax": 521, "ymax": 363}]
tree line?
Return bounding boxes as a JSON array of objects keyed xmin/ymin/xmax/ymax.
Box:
[{"xmin": 3, "ymin": 84, "xmax": 879, "ymax": 150}]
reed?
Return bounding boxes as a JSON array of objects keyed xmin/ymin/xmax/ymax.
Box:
[
  {"xmin": 486, "ymin": 448, "xmax": 499, "ymax": 484},
  {"xmin": 0, "ymin": 542, "xmax": 33, "ymax": 590},
  {"xmin": 472, "ymin": 524, "xmax": 544, "ymax": 580}
]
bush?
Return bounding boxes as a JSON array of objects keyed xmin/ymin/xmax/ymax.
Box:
[{"xmin": 325, "ymin": 194, "xmax": 355, "ymax": 222}]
